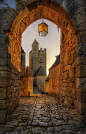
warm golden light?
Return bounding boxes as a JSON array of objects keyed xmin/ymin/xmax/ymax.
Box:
[{"xmin": 38, "ymin": 22, "xmax": 48, "ymax": 37}]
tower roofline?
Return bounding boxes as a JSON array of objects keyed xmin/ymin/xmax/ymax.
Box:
[{"xmin": 32, "ymin": 39, "xmax": 39, "ymax": 44}]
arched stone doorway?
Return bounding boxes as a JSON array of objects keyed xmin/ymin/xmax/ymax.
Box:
[
  {"xmin": 0, "ymin": 0, "xmax": 86, "ymax": 124},
  {"xmin": 38, "ymin": 84, "xmax": 46, "ymax": 94}
]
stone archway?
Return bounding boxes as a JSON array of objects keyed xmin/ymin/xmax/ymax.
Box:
[
  {"xmin": 7, "ymin": 2, "xmax": 77, "ymax": 72},
  {"xmin": 38, "ymin": 84, "xmax": 46, "ymax": 94},
  {"xmin": 7, "ymin": 1, "xmax": 78, "ymax": 107},
  {"xmin": 0, "ymin": 0, "xmax": 86, "ymax": 124}
]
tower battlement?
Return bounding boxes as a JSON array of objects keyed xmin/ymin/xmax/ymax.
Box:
[
  {"xmin": 29, "ymin": 39, "xmax": 47, "ymax": 76},
  {"xmin": 39, "ymin": 48, "xmax": 46, "ymax": 53}
]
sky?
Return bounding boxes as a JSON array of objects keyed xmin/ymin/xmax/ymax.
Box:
[{"xmin": 22, "ymin": 19, "xmax": 60, "ymax": 75}]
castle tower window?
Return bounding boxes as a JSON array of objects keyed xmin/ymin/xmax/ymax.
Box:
[
  {"xmin": 38, "ymin": 22, "xmax": 48, "ymax": 37},
  {"xmin": 39, "ymin": 58, "xmax": 43, "ymax": 63}
]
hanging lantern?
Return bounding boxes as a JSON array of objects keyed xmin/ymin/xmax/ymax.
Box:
[{"xmin": 38, "ymin": 22, "xmax": 48, "ymax": 37}]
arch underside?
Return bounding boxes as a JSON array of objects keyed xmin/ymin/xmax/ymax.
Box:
[
  {"xmin": 7, "ymin": 3, "xmax": 77, "ymax": 71},
  {"xmin": 7, "ymin": 2, "xmax": 78, "ymax": 108}
]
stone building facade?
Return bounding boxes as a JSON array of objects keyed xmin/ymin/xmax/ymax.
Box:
[
  {"xmin": 20, "ymin": 47, "xmax": 33, "ymax": 97},
  {"xmin": 45, "ymin": 55, "xmax": 60, "ymax": 97},
  {"xmin": 29, "ymin": 39, "xmax": 47, "ymax": 93},
  {"xmin": 20, "ymin": 72, "xmax": 33, "ymax": 97}
]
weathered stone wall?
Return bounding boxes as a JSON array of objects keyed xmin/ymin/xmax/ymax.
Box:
[
  {"xmin": 20, "ymin": 66, "xmax": 33, "ymax": 97},
  {"xmin": 34, "ymin": 76, "xmax": 47, "ymax": 93},
  {"xmin": 60, "ymin": 29, "xmax": 77, "ymax": 108},
  {"xmin": 49, "ymin": 63, "xmax": 60, "ymax": 97},
  {"xmin": 20, "ymin": 66, "xmax": 26, "ymax": 77},
  {"xmin": 0, "ymin": 0, "xmax": 86, "ymax": 124},
  {"xmin": 45, "ymin": 81, "xmax": 49, "ymax": 94},
  {"xmin": 0, "ymin": 53, "xmax": 20, "ymax": 123},
  {"xmin": 20, "ymin": 66, "xmax": 33, "ymax": 78},
  {"xmin": 45, "ymin": 63, "xmax": 60, "ymax": 96},
  {"xmin": 34, "ymin": 76, "xmax": 47, "ymax": 87},
  {"xmin": 61, "ymin": 0, "xmax": 86, "ymax": 124},
  {"xmin": 20, "ymin": 77, "xmax": 33, "ymax": 97}
]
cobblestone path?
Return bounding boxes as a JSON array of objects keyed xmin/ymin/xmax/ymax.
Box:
[{"xmin": 0, "ymin": 95, "xmax": 86, "ymax": 134}]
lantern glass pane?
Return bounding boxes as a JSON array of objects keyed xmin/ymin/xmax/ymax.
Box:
[
  {"xmin": 39, "ymin": 31, "xmax": 48, "ymax": 36},
  {"xmin": 44, "ymin": 24, "xmax": 48, "ymax": 33},
  {"xmin": 39, "ymin": 23, "xmax": 45, "ymax": 32},
  {"xmin": 40, "ymin": 31, "xmax": 46, "ymax": 36}
]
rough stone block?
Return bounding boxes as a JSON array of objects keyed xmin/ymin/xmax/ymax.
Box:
[
  {"xmin": 69, "ymin": 53, "xmax": 74, "ymax": 64},
  {"xmin": 63, "ymin": 82, "xmax": 69, "ymax": 87},
  {"xmin": 0, "ymin": 29, "xmax": 6, "ymax": 35},
  {"xmin": 7, "ymin": 87, "xmax": 12, "ymax": 99},
  {"xmin": 74, "ymin": 100, "xmax": 86, "ymax": 115},
  {"xmin": 1, "ymin": 17, "xmax": 11, "ymax": 31},
  {"xmin": 67, "ymin": 1, "xmax": 76, "ymax": 17},
  {"xmin": 64, "ymin": 71, "xmax": 69, "ymax": 79},
  {"xmin": 76, "ymin": 57, "xmax": 86, "ymax": 65},
  {"xmin": 72, "ymin": 62, "xmax": 76, "ymax": 68},
  {"xmin": 76, "ymin": 78, "xmax": 86, "ymax": 90},
  {"xmin": 76, "ymin": 0, "xmax": 86, "ymax": 14},
  {"xmin": 2, "ymin": 8, "xmax": 16, "ymax": 21},
  {"xmin": 0, "ymin": 57, "xmax": 8, "ymax": 66},
  {"xmin": 0, "ymin": 99, "xmax": 9, "ymax": 110},
  {"xmin": 0, "ymin": 88, "xmax": 7, "ymax": 99},
  {"xmin": 65, "ymin": 65, "xmax": 71, "ymax": 71},
  {"xmin": 73, "ymin": 9, "xmax": 86, "ymax": 25},
  {"xmin": 0, "ymin": 35, "xmax": 9, "ymax": 45},
  {"xmin": 76, "ymin": 65, "xmax": 86, "ymax": 78},
  {"xmin": 61, "ymin": 0, "xmax": 73, "ymax": 12},
  {"xmin": 0, "ymin": 110, "xmax": 7, "ymax": 123},
  {"xmin": 0, "ymin": 78, "xmax": 10, "ymax": 87},
  {"xmin": 76, "ymin": 89, "xmax": 86, "ymax": 103},
  {"xmin": 67, "ymin": 0, "xmax": 86, "ymax": 17},
  {"xmin": 75, "ymin": 42, "xmax": 86, "ymax": 57},
  {"xmin": 0, "ymin": 71, "xmax": 11, "ymax": 78},
  {"xmin": 77, "ymin": 22, "xmax": 86, "ymax": 31},
  {"xmin": 72, "ymin": 87, "xmax": 76, "ymax": 95},
  {"xmin": 0, "ymin": 44, "xmax": 8, "ymax": 58},
  {"xmin": 69, "ymin": 68, "xmax": 74, "ymax": 78},
  {"xmin": 79, "ymin": 31, "xmax": 86, "ymax": 43},
  {"xmin": 0, "ymin": 66, "xmax": 10, "ymax": 71},
  {"xmin": 60, "ymin": 72, "xmax": 64, "ymax": 79}
]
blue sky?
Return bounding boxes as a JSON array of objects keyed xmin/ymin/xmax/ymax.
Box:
[{"xmin": 22, "ymin": 19, "xmax": 60, "ymax": 75}]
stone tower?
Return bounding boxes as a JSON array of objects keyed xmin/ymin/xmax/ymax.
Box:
[
  {"xmin": 21, "ymin": 47, "xmax": 25, "ymax": 67},
  {"xmin": 29, "ymin": 39, "xmax": 47, "ymax": 93},
  {"xmin": 29, "ymin": 39, "xmax": 47, "ymax": 76}
]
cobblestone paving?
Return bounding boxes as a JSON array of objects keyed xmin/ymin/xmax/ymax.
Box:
[{"xmin": 0, "ymin": 95, "xmax": 86, "ymax": 134}]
